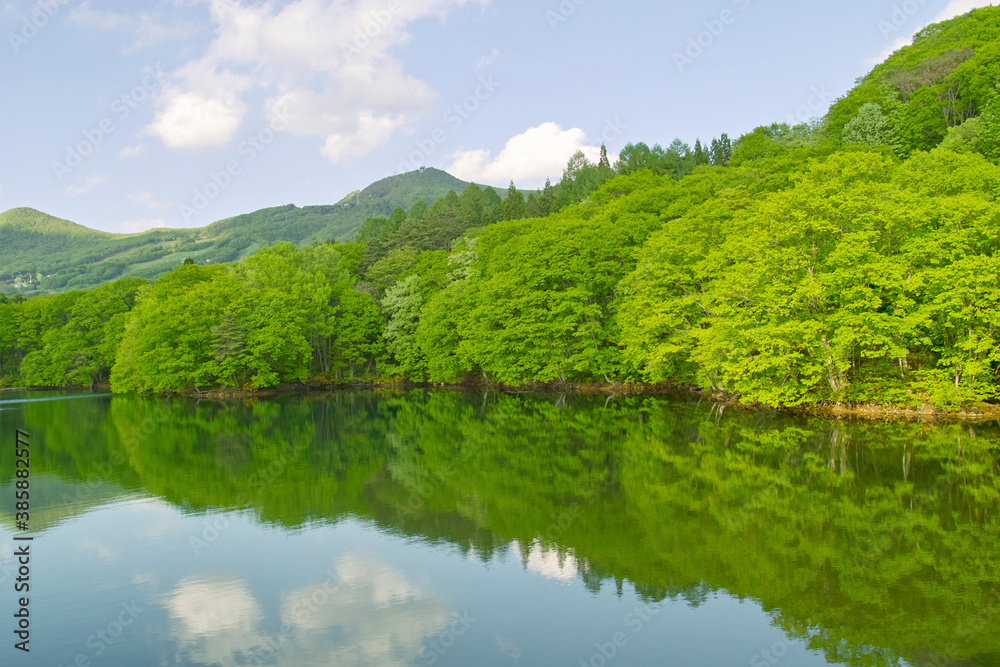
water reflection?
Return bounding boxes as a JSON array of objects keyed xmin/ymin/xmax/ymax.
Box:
[
  {"xmin": 280, "ymin": 555, "xmax": 452, "ymax": 666},
  {"xmin": 516, "ymin": 541, "xmax": 579, "ymax": 583},
  {"xmin": 166, "ymin": 576, "xmax": 264, "ymax": 667},
  {"xmin": 1, "ymin": 390, "xmax": 998, "ymax": 666}
]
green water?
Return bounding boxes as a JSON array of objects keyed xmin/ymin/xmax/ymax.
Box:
[{"xmin": 0, "ymin": 390, "xmax": 997, "ymax": 666}]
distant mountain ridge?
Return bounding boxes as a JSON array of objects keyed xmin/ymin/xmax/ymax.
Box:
[{"xmin": 0, "ymin": 168, "xmax": 503, "ymax": 295}]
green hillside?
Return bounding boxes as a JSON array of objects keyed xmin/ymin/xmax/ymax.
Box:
[
  {"xmin": 0, "ymin": 167, "xmax": 498, "ymax": 296},
  {"xmin": 825, "ymin": 5, "xmax": 1000, "ymax": 157}
]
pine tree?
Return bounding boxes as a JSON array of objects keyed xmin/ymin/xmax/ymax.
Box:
[
  {"xmin": 694, "ymin": 139, "xmax": 710, "ymax": 166},
  {"xmin": 709, "ymin": 133, "xmax": 732, "ymax": 166},
  {"xmin": 541, "ymin": 178, "xmax": 556, "ymax": 216},
  {"xmin": 501, "ymin": 181, "xmax": 526, "ymax": 221},
  {"xmin": 599, "ymin": 143, "xmax": 611, "ymax": 169}
]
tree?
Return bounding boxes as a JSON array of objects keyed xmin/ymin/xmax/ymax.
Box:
[
  {"xmin": 842, "ymin": 103, "xmax": 896, "ymax": 147},
  {"xmin": 709, "ymin": 134, "xmax": 732, "ymax": 166},
  {"xmin": 500, "ymin": 181, "xmax": 526, "ymax": 221},
  {"xmin": 381, "ymin": 275, "xmax": 426, "ymax": 378},
  {"xmin": 330, "ymin": 288, "xmax": 383, "ymax": 378},
  {"xmin": 694, "ymin": 139, "xmax": 710, "ymax": 166},
  {"xmin": 409, "ymin": 199, "xmax": 428, "ymax": 220},
  {"xmin": 599, "ymin": 143, "xmax": 611, "ymax": 169},
  {"xmin": 111, "ymin": 264, "xmax": 238, "ymax": 392}
]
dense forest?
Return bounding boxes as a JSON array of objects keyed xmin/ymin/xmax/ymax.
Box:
[{"xmin": 3, "ymin": 6, "xmax": 1000, "ymax": 409}]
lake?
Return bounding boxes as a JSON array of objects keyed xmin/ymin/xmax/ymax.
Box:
[{"xmin": 1, "ymin": 389, "xmax": 997, "ymax": 666}]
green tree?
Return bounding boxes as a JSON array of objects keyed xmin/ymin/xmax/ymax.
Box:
[
  {"xmin": 842, "ymin": 103, "xmax": 896, "ymax": 147},
  {"xmin": 382, "ymin": 275, "xmax": 427, "ymax": 378},
  {"xmin": 599, "ymin": 143, "xmax": 611, "ymax": 169},
  {"xmin": 694, "ymin": 139, "xmax": 710, "ymax": 166},
  {"xmin": 500, "ymin": 181, "xmax": 526, "ymax": 221},
  {"xmin": 709, "ymin": 133, "xmax": 732, "ymax": 166}
]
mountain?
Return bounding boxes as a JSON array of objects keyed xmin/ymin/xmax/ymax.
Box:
[{"xmin": 0, "ymin": 167, "xmax": 504, "ymax": 296}]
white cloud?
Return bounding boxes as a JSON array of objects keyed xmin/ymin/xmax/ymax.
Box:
[
  {"xmin": 147, "ymin": 90, "xmax": 249, "ymax": 151},
  {"xmin": 446, "ymin": 122, "xmax": 603, "ymax": 188},
  {"xmin": 867, "ymin": 1, "xmax": 999, "ymax": 65},
  {"xmin": 119, "ymin": 144, "xmax": 146, "ymax": 158},
  {"xmin": 67, "ymin": 1, "xmax": 195, "ymax": 53},
  {"xmin": 476, "ymin": 47, "xmax": 500, "ymax": 70},
  {"xmin": 121, "ymin": 218, "xmax": 169, "ymax": 234},
  {"xmin": 147, "ymin": 0, "xmax": 487, "ymax": 158},
  {"xmin": 65, "ymin": 174, "xmax": 107, "ymax": 197},
  {"xmin": 127, "ymin": 191, "xmax": 163, "ymax": 209}
]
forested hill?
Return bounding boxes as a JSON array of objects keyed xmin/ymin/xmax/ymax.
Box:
[
  {"xmin": 0, "ymin": 167, "xmax": 496, "ymax": 296},
  {"xmin": 5, "ymin": 6, "xmax": 1000, "ymax": 411},
  {"xmin": 822, "ymin": 4, "xmax": 1000, "ymax": 159}
]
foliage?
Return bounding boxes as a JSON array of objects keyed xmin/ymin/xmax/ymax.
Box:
[
  {"xmin": 1, "ymin": 168, "xmax": 490, "ymax": 297},
  {"xmin": 7, "ymin": 6, "xmax": 1000, "ymax": 406},
  {"xmin": 825, "ymin": 6, "xmax": 1000, "ymax": 156}
]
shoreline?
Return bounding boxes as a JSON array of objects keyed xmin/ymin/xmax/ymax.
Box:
[{"xmin": 5, "ymin": 380, "xmax": 999, "ymax": 422}]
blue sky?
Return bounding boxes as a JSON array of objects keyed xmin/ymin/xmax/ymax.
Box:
[{"xmin": 0, "ymin": 0, "xmax": 995, "ymax": 233}]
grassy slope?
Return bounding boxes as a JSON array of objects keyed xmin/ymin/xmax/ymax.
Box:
[{"xmin": 1, "ymin": 167, "xmax": 496, "ymax": 295}]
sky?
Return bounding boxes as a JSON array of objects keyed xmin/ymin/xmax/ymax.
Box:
[{"xmin": 0, "ymin": 0, "xmax": 996, "ymax": 234}]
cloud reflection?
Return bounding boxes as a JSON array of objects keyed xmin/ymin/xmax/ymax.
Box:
[
  {"xmin": 164, "ymin": 555, "xmax": 454, "ymax": 666},
  {"xmin": 164, "ymin": 576, "xmax": 264, "ymax": 667},
  {"xmin": 280, "ymin": 555, "xmax": 453, "ymax": 666},
  {"xmin": 516, "ymin": 540, "xmax": 579, "ymax": 583}
]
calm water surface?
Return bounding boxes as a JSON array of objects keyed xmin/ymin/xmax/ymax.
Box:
[{"xmin": 0, "ymin": 390, "xmax": 997, "ymax": 666}]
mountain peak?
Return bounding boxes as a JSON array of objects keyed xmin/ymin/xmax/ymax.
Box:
[{"xmin": 1, "ymin": 169, "xmax": 496, "ymax": 295}]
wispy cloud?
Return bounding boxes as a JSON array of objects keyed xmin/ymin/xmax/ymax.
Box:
[
  {"xmin": 476, "ymin": 48, "xmax": 500, "ymax": 70},
  {"xmin": 67, "ymin": 1, "xmax": 196, "ymax": 54},
  {"xmin": 119, "ymin": 144, "xmax": 146, "ymax": 159},
  {"xmin": 65, "ymin": 174, "xmax": 107, "ymax": 197},
  {"xmin": 127, "ymin": 191, "xmax": 164, "ymax": 209}
]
